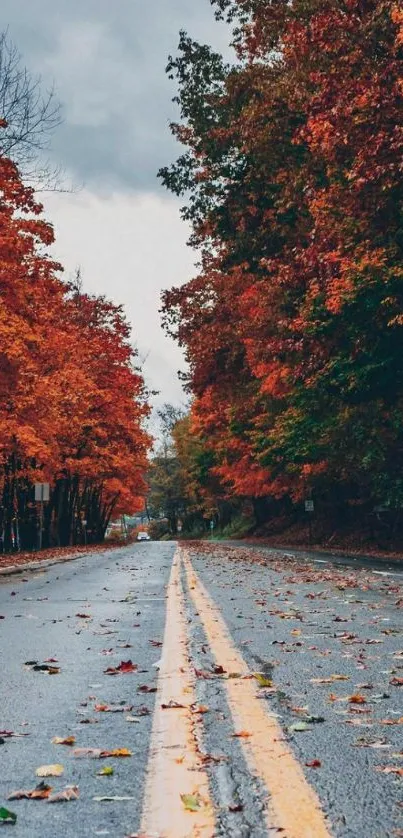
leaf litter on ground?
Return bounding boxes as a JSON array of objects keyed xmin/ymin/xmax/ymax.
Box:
[
  {"xmin": 72, "ymin": 747, "xmax": 132, "ymax": 759},
  {"xmin": 104, "ymin": 660, "xmax": 137, "ymax": 675},
  {"xmin": 180, "ymin": 793, "xmax": 202, "ymax": 812},
  {"xmin": 36, "ymin": 765, "xmax": 64, "ymax": 778},
  {"xmin": 51, "ymin": 736, "xmax": 76, "ymax": 746},
  {"xmin": 47, "ymin": 786, "xmax": 79, "ymax": 803},
  {"xmin": 8, "ymin": 782, "xmax": 52, "ymax": 800}
]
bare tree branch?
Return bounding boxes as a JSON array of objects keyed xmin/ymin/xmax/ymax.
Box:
[{"xmin": 0, "ymin": 29, "xmax": 63, "ymax": 187}]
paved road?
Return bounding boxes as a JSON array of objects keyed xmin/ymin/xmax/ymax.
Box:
[{"xmin": 0, "ymin": 541, "xmax": 402, "ymax": 837}]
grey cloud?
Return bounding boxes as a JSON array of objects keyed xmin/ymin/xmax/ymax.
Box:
[{"xmin": 2, "ymin": 0, "xmax": 231, "ymax": 192}]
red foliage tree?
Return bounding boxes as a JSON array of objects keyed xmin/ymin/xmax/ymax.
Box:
[
  {"xmin": 160, "ymin": 0, "xmax": 403, "ymax": 530},
  {"xmin": 0, "ymin": 144, "xmax": 151, "ymax": 551}
]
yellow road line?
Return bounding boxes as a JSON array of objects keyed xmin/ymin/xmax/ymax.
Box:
[
  {"xmin": 140, "ymin": 549, "xmax": 215, "ymax": 838},
  {"xmin": 182, "ymin": 548, "xmax": 333, "ymax": 838}
]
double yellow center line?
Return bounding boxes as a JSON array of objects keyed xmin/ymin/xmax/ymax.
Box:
[{"xmin": 140, "ymin": 547, "xmax": 332, "ymax": 838}]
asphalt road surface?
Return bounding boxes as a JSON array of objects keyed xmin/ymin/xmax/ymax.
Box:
[{"xmin": 0, "ymin": 541, "xmax": 402, "ymax": 838}]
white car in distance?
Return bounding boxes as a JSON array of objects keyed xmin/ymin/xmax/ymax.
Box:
[{"xmin": 137, "ymin": 531, "xmax": 150, "ymax": 542}]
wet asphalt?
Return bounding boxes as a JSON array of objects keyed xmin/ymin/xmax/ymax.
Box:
[
  {"xmin": 0, "ymin": 542, "xmax": 174, "ymax": 838},
  {"xmin": 187, "ymin": 542, "xmax": 403, "ymax": 838},
  {"xmin": 0, "ymin": 540, "xmax": 402, "ymax": 838}
]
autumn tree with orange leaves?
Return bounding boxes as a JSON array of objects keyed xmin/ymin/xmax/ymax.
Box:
[
  {"xmin": 0, "ymin": 137, "xmax": 151, "ymax": 551},
  {"xmin": 160, "ymin": 0, "xmax": 403, "ymax": 539}
]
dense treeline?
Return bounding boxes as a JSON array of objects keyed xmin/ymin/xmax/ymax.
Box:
[
  {"xmin": 159, "ymin": 0, "xmax": 403, "ymax": 543},
  {"xmin": 0, "ymin": 148, "xmax": 151, "ymax": 552}
]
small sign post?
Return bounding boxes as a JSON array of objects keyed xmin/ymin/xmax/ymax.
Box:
[
  {"xmin": 304, "ymin": 499, "xmax": 314, "ymax": 544},
  {"xmin": 35, "ymin": 483, "xmax": 50, "ymax": 551}
]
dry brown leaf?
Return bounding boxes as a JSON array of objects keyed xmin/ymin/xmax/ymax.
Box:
[
  {"xmin": 51, "ymin": 736, "xmax": 76, "ymax": 746},
  {"xmin": 95, "ymin": 704, "xmax": 133, "ymax": 713},
  {"xmin": 47, "ymin": 785, "xmax": 79, "ymax": 802},
  {"xmin": 8, "ymin": 782, "xmax": 52, "ymax": 800},
  {"xmin": 101, "ymin": 748, "xmax": 132, "ymax": 758}
]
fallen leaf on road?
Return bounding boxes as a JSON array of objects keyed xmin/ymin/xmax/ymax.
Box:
[
  {"xmin": 8, "ymin": 782, "xmax": 52, "ymax": 800},
  {"xmin": 137, "ymin": 685, "xmax": 157, "ymax": 694},
  {"xmin": 376, "ymin": 766, "xmax": 403, "ymax": 776},
  {"xmin": 104, "ymin": 660, "xmax": 137, "ymax": 675},
  {"xmin": 126, "ymin": 716, "xmax": 141, "ymax": 724},
  {"xmin": 161, "ymin": 700, "xmax": 185, "ymax": 709},
  {"xmin": 0, "ymin": 730, "xmax": 30, "ymax": 738},
  {"xmin": 72, "ymin": 746, "xmax": 132, "ymax": 759},
  {"xmin": 76, "ymin": 613, "xmax": 91, "ymax": 619},
  {"xmin": 97, "ymin": 767, "xmax": 114, "ymax": 776},
  {"xmin": 348, "ymin": 694, "xmax": 367, "ymax": 704},
  {"xmin": 47, "ymin": 786, "xmax": 79, "ymax": 803},
  {"xmin": 289, "ymin": 722, "xmax": 310, "ymax": 732},
  {"xmin": 0, "ymin": 807, "xmax": 17, "ymax": 824},
  {"xmin": 305, "ymin": 760, "xmax": 321, "ymax": 768},
  {"xmin": 254, "ymin": 673, "xmax": 273, "ymax": 688},
  {"xmin": 180, "ymin": 793, "xmax": 201, "ymax": 812},
  {"xmin": 25, "ymin": 662, "xmax": 60, "ymax": 675},
  {"xmin": 95, "ymin": 704, "xmax": 133, "ymax": 713},
  {"xmin": 36, "ymin": 765, "xmax": 64, "ymax": 777},
  {"xmin": 232, "ymin": 730, "xmax": 252, "ymax": 738},
  {"xmin": 311, "ymin": 675, "xmax": 349, "ymax": 684},
  {"xmin": 127, "ymin": 705, "xmax": 150, "ymax": 716},
  {"xmin": 354, "ymin": 737, "xmax": 390, "ymax": 749},
  {"xmin": 51, "ymin": 736, "xmax": 76, "ymax": 746},
  {"xmin": 390, "ymin": 677, "xmax": 403, "ymax": 686},
  {"xmin": 93, "ymin": 796, "xmax": 135, "ymax": 802}
]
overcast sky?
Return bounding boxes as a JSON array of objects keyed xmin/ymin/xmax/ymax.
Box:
[{"xmin": 2, "ymin": 1, "xmax": 232, "ymax": 419}]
